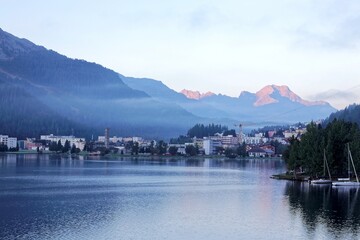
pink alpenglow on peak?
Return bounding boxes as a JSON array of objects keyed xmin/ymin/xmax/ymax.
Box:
[
  {"xmin": 254, "ymin": 85, "xmax": 327, "ymax": 107},
  {"xmin": 180, "ymin": 89, "xmax": 215, "ymax": 100}
]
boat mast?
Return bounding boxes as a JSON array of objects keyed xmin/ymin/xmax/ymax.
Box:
[
  {"xmin": 323, "ymin": 149, "xmax": 326, "ymax": 176},
  {"xmin": 348, "ymin": 143, "xmax": 359, "ymax": 183},
  {"xmin": 324, "ymin": 149, "xmax": 331, "ymax": 180}
]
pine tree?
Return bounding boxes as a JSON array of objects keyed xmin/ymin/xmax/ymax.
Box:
[{"xmin": 62, "ymin": 140, "xmax": 71, "ymax": 153}]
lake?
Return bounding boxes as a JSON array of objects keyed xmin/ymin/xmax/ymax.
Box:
[{"xmin": 1, "ymin": 154, "xmax": 360, "ymax": 239}]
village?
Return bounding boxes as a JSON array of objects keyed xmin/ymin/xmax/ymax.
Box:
[{"xmin": 0, "ymin": 123, "xmax": 308, "ymax": 158}]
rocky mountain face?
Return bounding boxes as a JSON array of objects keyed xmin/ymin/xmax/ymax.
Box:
[
  {"xmin": 180, "ymin": 89, "xmax": 215, "ymax": 100},
  {"xmin": 126, "ymin": 77, "xmax": 336, "ymax": 124},
  {"xmin": 253, "ymin": 85, "xmax": 327, "ymax": 107}
]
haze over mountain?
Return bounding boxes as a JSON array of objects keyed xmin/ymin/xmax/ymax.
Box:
[
  {"xmin": 124, "ymin": 77, "xmax": 336, "ymax": 124},
  {"xmin": 0, "ymin": 27, "xmax": 337, "ymax": 139},
  {"xmin": 0, "ymin": 28, "xmax": 199, "ymax": 138}
]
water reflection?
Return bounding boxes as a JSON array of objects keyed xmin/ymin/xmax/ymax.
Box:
[
  {"xmin": 0, "ymin": 154, "xmax": 289, "ymax": 239},
  {"xmin": 285, "ymin": 182, "xmax": 360, "ymax": 237},
  {"xmin": 0, "ymin": 154, "xmax": 285, "ymax": 171}
]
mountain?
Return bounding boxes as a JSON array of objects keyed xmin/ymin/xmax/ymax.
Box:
[
  {"xmin": 0, "ymin": 28, "xmax": 199, "ymax": 139},
  {"xmin": 0, "ymin": 27, "xmax": 338, "ymax": 139},
  {"xmin": 325, "ymin": 104, "xmax": 360, "ymax": 126},
  {"xmin": 121, "ymin": 76, "xmax": 231, "ymax": 119},
  {"xmin": 0, "ymin": 29, "xmax": 40, "ymax": 60},
  {"xmin": 253, "ymin": 85, "xmax": 328, "ymax": 107},
  {"xmin": 124, "ymin": 76, "xmax": 336, "ymax": 124},
  {"xmin": 180, "ymin": 89, "xmax": 215, "ymax": 100},
  {"xmin": 201, "ymin": 85, "xmax": 336, "ymax": 123}
]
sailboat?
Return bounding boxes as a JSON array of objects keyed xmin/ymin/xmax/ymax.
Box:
[
  {"xmin": 332, "ymin": 143, "xmax": 360, "ymax": 187},
  {"xmin": 311, "ymin": 150, "xmax": 332, "ymax": 184}
]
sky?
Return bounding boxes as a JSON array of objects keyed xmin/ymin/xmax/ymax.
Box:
[{"xmin": 1, "ymin": 0, "xmax": 359, "ymax": 109}]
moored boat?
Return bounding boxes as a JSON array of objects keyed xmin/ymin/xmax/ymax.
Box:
[
  {"xmin": 332, "ymin": 144, "xmax": 360, "ymax": 187},
  {"xmin": 311, "ymin": 150, "xmax": 332, "ymax": 185},
  {"xmin": 311, "ymin": 179, "xmax": 332, "ymax": 184}
]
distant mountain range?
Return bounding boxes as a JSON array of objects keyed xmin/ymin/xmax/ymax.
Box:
[
  {"xmin": 0, "ymin": 27, "xmax": 336, "ymax": 139},
  {"xmin": 123, "ymin": 78, "xmax": 336, "ymax": 124},
  {"xmin": 180, "ymin": 89, "xmax": 215, "ymax": 100}
]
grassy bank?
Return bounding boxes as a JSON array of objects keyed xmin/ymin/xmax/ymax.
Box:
[{"xmin": 271, "ymin": 173, "xmax": 310, "ymax": 182}]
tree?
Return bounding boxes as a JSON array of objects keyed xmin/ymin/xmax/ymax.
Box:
[
  {"xmin": 185, "ymin": 145, "xmax": 197, "ymax": 156},
  {"xmin": 49, "ymin": 141, "xmax": 58, "ymax": 152},
  {"xmin": 62, "ymin": 140, "xmax": 71, "ymax": 153},
  {"xmin": 187, "ymin": 123, "xmax": 228, "ymax": 138},
  {"xmin": 215, "ymin": 146, "xmax": 225, "ymax": 155},
  {"xmin": 168, "ymin": 146, "xmax": 178, "ymax": 156},
  {"xmin": 223, "ymin": 129, "xmax": 236, "ymax": 137},
  {"xmin": 71, "ymin": 144, "xmax": 77, "ymax": 154},
  {"xmin": 237, "ymin": 143, "xmax": 247, "ymax": 157},
  {"xmin": 57, "ymin": 140, "xmax": 63, "ymax": 152},
  {"xmin": 149, "ymin": 141, "xmax": 157, "ymax": 155},
  {"xmin": 283, "ymin": 119, "xmax": 360, "ymax": 178},
  {"xmin": 225, "ymin": 148, "xmax": 237, "ymax": 158},
  {"xmin": 157, "ymin": 140, "xmax": 167, "ymax": 155},
  {"xmin": 132, "ymin": 142, "xmax": 139, "ymax": 155},
  {"xmin": 270, "ymin": 140, "xmax": 287, "ymax": 155},
  {"xmin": 283, "ymin": 136, "xmax": 301, "ymax": 176},
  {"xmin": 0, "ymin": 143, "xmax": 8, "ymax": 152}
]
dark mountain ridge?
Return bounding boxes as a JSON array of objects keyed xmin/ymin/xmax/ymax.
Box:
[
  {"xmin": 0, "ymin": 28, "xmax": 199, "ymax": 139},
  {"xmin": 325, "ymin": 104, "xmax": 360, "ymax": 126}
]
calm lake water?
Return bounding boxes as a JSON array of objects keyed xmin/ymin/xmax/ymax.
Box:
[{"xmin": 1, "ymin": 154, "xmax": 360, "ymax": 240}]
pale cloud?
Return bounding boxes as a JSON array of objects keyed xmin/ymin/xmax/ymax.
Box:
[{"xmin": 309, "ymin": 85, "xmax": 360, "ymax": 109}]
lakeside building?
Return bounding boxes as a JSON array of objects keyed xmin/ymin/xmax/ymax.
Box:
[
  {"xmin": 24, "ymin": 138, "xmax": 45, "ymax": 151},
  {"xmin": 168, "ymin": 143, "xmax": 188, "ymax": 155},
  {"xmin": 248, "ymin": 146, "xmax": 275, "ymax": 157},
  {"xmin": 40, "ymin": 134, "xmax": 86, "ymax": 150},
  {"xmin": 244, "ymin": 136, "xmax": 269, "ymax": 145},
  {"xmin": 98, "ymin": 136, "xmax": 123, "ymax": 143},
  {"xmin": 220, "ymin": 135, "xmax": 239, "ymax": 146},
  {"xmin": 98, "ymin": 136, "xmax": 144, "ymax": 144},
  {"xmin": 283, "ymin": 131, "xmax": 298, "ymax": 139},
  {"xmin": 0, "ymin": 135, "xmax": 17, "ymax": 149},
  {"xmin": 192, "ymin": 137, "xmax": 204, "ymax": 149},
  {"xmin": 203, "ymin": 138, "xmax": 222, "ymax": 155}
]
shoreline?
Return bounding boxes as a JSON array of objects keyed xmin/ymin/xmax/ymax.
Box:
[
  {"xmin": 271, "ymin": 173, "xmax": 310, "ymax": 182},
  {"xmin": 1, "ymin": 151, "xmax": 283, "ymax": 161}
]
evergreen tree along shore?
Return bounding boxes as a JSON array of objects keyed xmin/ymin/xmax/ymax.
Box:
[{"xmin": 283, "ymin": 119, "xmax": 360, "ymax": 178}]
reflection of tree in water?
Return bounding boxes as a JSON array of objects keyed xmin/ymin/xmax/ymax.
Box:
[{"xmin": 284, "ymin": 182, "xmax": 360, "ymax": 236}]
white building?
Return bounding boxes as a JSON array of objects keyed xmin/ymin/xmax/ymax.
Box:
[
  {"xmin": 203, "ymin": 139, "xmax": 222, "ymax": 155},
  {"xmin": 220, "ymin": 135, "xmax": 238, "ymax": 146},
  {"xmin": 98, "ymin": 136, "xmax": 123, "ymax": 143},
  {"xmin": 40, "ymin": 134, "xmax": 86, "ymax": 150},
  {"xmin": 0, "ymin": 135, "xmax": 17, "ymax": 149},
  {"xmin": 283, "ymin": 131, "xmax": 298, "ymax": 139},
  {"xmin": 244, "ymin": 136, "xmax": 262, "ymax": 145},
  {"xmin": 168, "ymin": 144, "xmax": 187, "ymax": 155}
]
